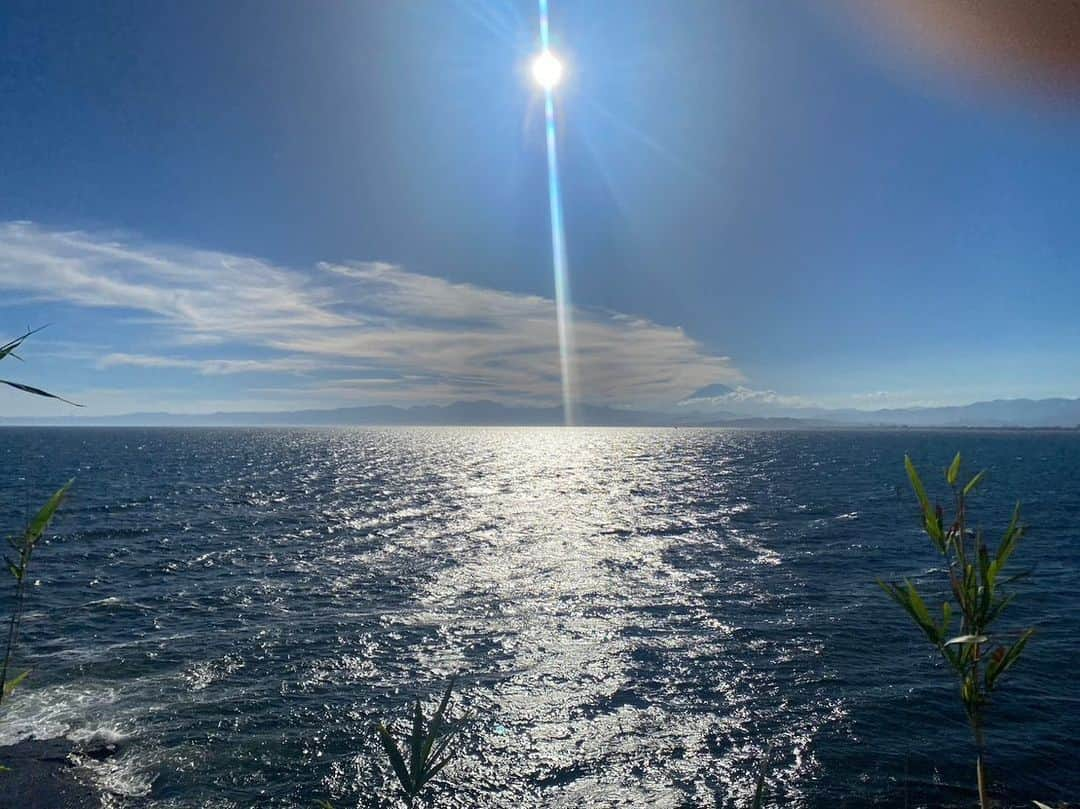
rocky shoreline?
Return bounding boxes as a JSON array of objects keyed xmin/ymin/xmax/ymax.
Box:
[{"xmin": 0, "ymin": 737, "xmax": 115, "ymax": 809}]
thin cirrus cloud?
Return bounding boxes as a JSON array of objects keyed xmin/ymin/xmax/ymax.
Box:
[
  {"xmin": 0, "ymin": 221, "xmax": 743, "ymax": 408},
  {"xmin": 96, "ymin": 353, "xmax": 340, "ymax": 376},
  {"xmin": 680, "ymin": 386, "xmax": 810, "ymax": 409}
]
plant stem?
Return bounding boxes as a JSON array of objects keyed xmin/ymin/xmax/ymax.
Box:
[
  {"xmin": 0, "ymin": 545, "xmax": 29, "ymax": 706},
  {"xmin": 973, "ymin": 716, "xmax": 989, "ymax": 809}
]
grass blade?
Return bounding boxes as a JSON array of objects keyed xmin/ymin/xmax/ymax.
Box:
[
  {"xmin": 947, "ymin": 452, "xmax": 962, "ymax": 486},
  {"xmin": 421, "ymin": 676, "xmax": 456, "ymax": 765},
  {"xmin": 963, "ymin": 470, "xmax": 986, "ymax": 497},
  {"xmin": 750, "ymin": 746, "xmax": 772, "ymax": 809},
  {"xmin": 377, "ymin": 722, "xmax": 413, "ymax": 794},
  {"xmin": 24, "ymin": 480, "xmax": 73, "ymax": 548},
  {"xmin": 0, "ymin": 379, "xmax": 83, "ymax": 406}
]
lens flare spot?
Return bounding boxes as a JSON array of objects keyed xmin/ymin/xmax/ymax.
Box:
[{"xmin": 532, "ymin": 50, "xmax": 564, "ymax": 90}]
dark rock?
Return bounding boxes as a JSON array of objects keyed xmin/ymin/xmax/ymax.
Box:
[
  {"xmin": 0, "ymin": 738, "xmax": 103, "ymax": 809},
  {"xmin": 81, "ymin": 742, "xmax": 119, "ymax": 762}
]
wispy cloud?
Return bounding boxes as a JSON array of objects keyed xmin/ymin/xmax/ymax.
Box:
[
  {"xmin": 96, "ymin": 353, "xmax": 336, "ymax": 376},
  {"xmin": 680, "ymin": 385, "xmax": 810, "ymax": 410},
  {"xmin": 0, "ymin": 221, "xmax": 742, "ymax": 408},
  {"xmin": 680, "ymin": 385, "xmax": 959, "ymax": 414}
]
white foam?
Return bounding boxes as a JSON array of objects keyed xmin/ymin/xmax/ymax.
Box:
[
  {"xmin": 67, "ymin": 726, "xmax": 129, "ymax": 746},
  {"xmin": 0, "ymin": 682, "xmax": 124, "ymax": 746},
  {"xmin": 182, "ymin": 654, "xmax": 245, "ymax": 691},
  {"xmin": 0, "ymin": 681, "xmax": 159, "ymax": 803},
  {"xmin": 84, "ymin": 595, "xmax": 124, "ymax": 607},
  {"xmin": 79, "ymin": 749, "xmax": 155, "ymax": 801}
]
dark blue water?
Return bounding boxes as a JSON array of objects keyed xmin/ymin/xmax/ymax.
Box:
[{"xmin": 0, "ymin": 428, "xmax": 1076, "ymax": 807}]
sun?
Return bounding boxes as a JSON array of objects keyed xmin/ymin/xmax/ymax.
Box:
[{"xmin": 531, "ymin": 50, "xmax": 564, "ymax": 90}]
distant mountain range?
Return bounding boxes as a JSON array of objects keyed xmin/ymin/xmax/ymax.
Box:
[
  {"xmin": 3, "ymin": 396, "xmax": 1080, "ymax": 428},
  {"xmin": 817, "ymin": 398, "xmax": 1080, "ymax": 428},
  {"xmin": 0, "ymin": 401, "xmax": 673, "ymax": 427}
]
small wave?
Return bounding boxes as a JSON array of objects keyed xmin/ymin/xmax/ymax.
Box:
[
  {"xmin": 0, "ymin": 683, "xmax": 158, "ymax": 802},
  {"xmin": 182, "ymin": 654, "xmax": 245, "ymax": 691},
  {"xmin": 0, "ymin": 683, "xmax": 125, "ymax": 747},
  {"xmin": 67, "ymin": 726, "xmax": 129, "ymax": 746},
  {"xmin": 81, "ymin": 748, "xmax": 155, "ymax": 802},
  {"xmin": 84, "ymin": 596, "xmax": 125, "ymax": 607},
  {"xmin": 83, "ymin": 595, "xmax": 150, "ymax": 610}
]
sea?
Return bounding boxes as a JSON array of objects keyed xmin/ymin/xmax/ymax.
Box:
[{"xmin": 0, "ymin": 427, "xmax": 1076, "ymax": 808}]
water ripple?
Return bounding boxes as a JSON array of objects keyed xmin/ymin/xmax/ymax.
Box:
[{"xmin": 0, "ymin": 427, "xmax": 1077, "ymax": 807}]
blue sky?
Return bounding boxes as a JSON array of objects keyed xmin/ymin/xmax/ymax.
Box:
[{"xmin": 2, "ymin": 1, "xmax": 1080, "ymax": 417}]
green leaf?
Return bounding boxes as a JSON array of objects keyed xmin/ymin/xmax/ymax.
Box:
[
  {"xmin": 0, "ymin": 327, "xmax": 45, "ymax": 362},
  {"xmin": 903, "ymin": 580, "xmax": 928, "ymax": 618},
  {"xmin": 993, "ymin": 502, "xmax": 1023, "ymax": 580},
  {"xmin": 419, "ymin": 750, "xmax": 454, "ymax": 789},
  {"xmin": 0, "ymin": 379, "xmax": 83, "ymax": 406},
  {"xmin": 977, "ymin": 539, "xmax": 994, "ymax": 619},
  {"xmin": 963, "ymin": 470, "xmax": 986, "ymax": 497},
  {"xmin": 946, "ymin": 452, "xmax": 962, "ymax": 486},
  {"xmin": 985, "ymin": 593, "xmax": 1016, "ymax": 627},
  {"xmin": 944, "ymin": 634, "xmax": 988, "ymax": 646},
  {"xmin": 905, "ymin": 580, "xmax": 938, "ymax": 639},
  {"xmin": 905, "ymin": 456, "xmax": 945, "ymax": 551},
  {"xmin": 878, "ymin": 579, "xmax": 940, "ymax": 644},
  {"xmin": 409, "ymin": 699, "xmax": 424, "ymax": 789},
  {"xmin": 905, "ymin": 455, "xmax": 931, "ymax": 516},
  {"xmin": 986, "ymin": 629, "xmax": 1034, "ymax": 690},
  {"xmin": 420, "ymin": 676, "xmax": 456, "ymax": 769},
  {"xmin": 750, "ymin": 746, "xmax": 772, "ymax": 809},
  {"xmin": 24, "ymin": 480, "xmax": 73, "ymax": 548},
  {"xmin": 376, "ymin": 678, "xmax": 467, "ymax": 799},
  {"xmin": 2, "ymin": 670, "xmax": 29, "ymax": 699},
  {"xmin": 377, "ymin": 722, "xmax": 414, "ymax": 794},
  {"xmin": 420, "ymin": 733, "xmax": 456, "ymax": 786}
]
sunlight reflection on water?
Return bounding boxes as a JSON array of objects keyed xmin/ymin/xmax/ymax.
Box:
[{"xmin": 1, "ymin": 427, "xmax": 1077, "ymax": 807}]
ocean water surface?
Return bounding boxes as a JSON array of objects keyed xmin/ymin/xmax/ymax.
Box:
[{"xmin": 0, "ymin": 427, "xmax": 1077, "ymax": 807}]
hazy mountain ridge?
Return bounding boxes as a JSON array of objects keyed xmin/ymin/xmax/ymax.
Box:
[
  {"xmin": 826, "ymin": 397, "xmax": 1080, "ymax": 428},
  {"xmin": 3, "ymin": 396, "xmax": 1080, "ymax": 428},
  {"xmin": 0, "ymin": 400, "xmax": 689, "ymax": 427}
]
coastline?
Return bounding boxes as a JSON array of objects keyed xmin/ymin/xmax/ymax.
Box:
[{"xmin": 0, "ymin": 738, "xmax": 110, "ymax": 809}]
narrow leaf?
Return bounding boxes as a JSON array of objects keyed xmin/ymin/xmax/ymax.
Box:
[
  {"xmin": 946, "ymin": 452, "xmax": 962, "ymax": 486},
  {"xmin": 904, "ymin": 580, "xmax": 939, "ymax": 641},
  {"xmin": 987, "ymin": 629, "xmax": 1034, "ymax": 690},
  {"xmin": 963, "ymin": 470, "xmax": 986, "ymax": 497},
  {"xmin": 944, "ymin": 634, "xmax": 988, "ymax": 646},
  {"xmin": 750, "ymin": 746, "xmax": 772, "ymax": 809},
  {"xmin": 905, "ymin": 455, "xmax": 929, "ymax": 512},
  {"xmin": 419, "ymin": 751, "xmax": 455, "ymax": 788},
  {"xmin": 0, "ymin": 379, "xmax": 83, "ymax": 406},
  {"xmin": 0, "ymin": 327, "xmax": 45, "ymax": 361},
  {"xmin": 377, "ymin": 722, "xmax": 413, "ymax": 793},
  {"xmin": 940, "ymin": 601, "xmax": 953, "ymax": 638},
  {"xmin": 408, "ymin": 699, "xmax": 425, "ymax": 791},
  {"xmin": 985, "ymin": 593, "xmax": 1016, "ymax": 626},
  {"xmin": 24, "ymin": 480, "xmax": 73, "ymax": 547},
  {"xmin": 2, "ymin": 670, "xmax": 30, "ymax": 698},
  {"xmin": 995, "ymin": 502, "xmax": 1023, "ymax": 574},
  {"xmin": 421, "ymin": 676, "xmax": 456, "ymax": 767}
]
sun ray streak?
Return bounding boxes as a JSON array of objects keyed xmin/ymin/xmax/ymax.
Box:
[{"xmin": 537, "ymin": 0, "xmax": 576, "ymax": 425}]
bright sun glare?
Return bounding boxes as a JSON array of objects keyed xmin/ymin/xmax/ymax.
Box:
[{"xmin": 532, "ymin": 50, "xmax": 564, "ymax": 90}]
